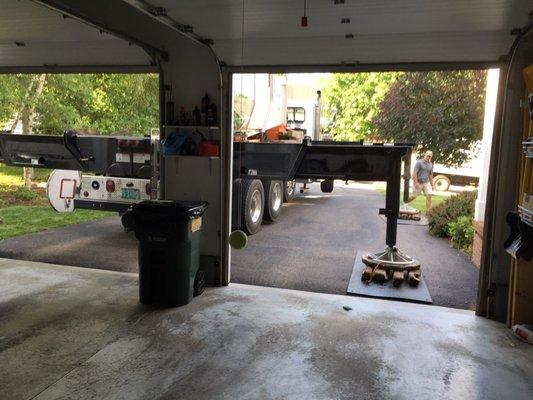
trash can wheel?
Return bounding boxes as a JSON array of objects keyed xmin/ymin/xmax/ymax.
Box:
[{"xmin": 194, "ymin": 269, "xmax": 206, "ymax": 296}]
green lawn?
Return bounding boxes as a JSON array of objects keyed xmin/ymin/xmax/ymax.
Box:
[
  {"xmin": 373, "ymin": 184, "xmax": 447, "ymax": 214},
  {"xmin": 0, "ymin": 206, "xmax": 111, "ymax": 240},
  {"xmin": 406, "ymin": 192, "xmax": 447, "ymax": 214},
  {"xmin": 0, "ymin": 164, "xmax": 51, "ymax": 186},
  {"xmin": 0, "ymin": 163, "xmax": 112, "ymax": 240}
]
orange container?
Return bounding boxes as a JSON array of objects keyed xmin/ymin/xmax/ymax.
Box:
[
  {"xmin": 199, "ymin": 140, "xmax": 220, "ymax": 157},
  {"xmin": 265, "ymin": 124, "xmax": 287, "ymax": 141}
]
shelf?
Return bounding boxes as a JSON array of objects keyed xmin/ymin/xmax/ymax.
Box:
[
  {"xmin": 518, "ymin": 205, "xmax": 533, "ymax": 228},
  {"xmin": 523, "ymin": 138, "xmax": 533, "ymax": 158},
  {"xmin": 162, "ymin": 155, "xmax": 219, "ymax": 160},
  {"xmin": 163, "ymin": 125, "xmax": 220, "ymax": 130}
]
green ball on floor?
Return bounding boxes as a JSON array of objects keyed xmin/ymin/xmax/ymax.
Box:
[{"xmin": 229, "ymin": 230, "xmax": 248, "ymax": 249}]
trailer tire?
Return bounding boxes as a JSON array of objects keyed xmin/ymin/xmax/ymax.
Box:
[
  {"xmin": 320, "ymin": 179, "xmax": 334, "ymax": 193},
  {"xmin": 263, "ymin": 180, "xmax": 283, "ymax": 222},
  {"xmin": 241, "ymin": 179, "xmax": 264, "ymax": 235},
  {"xmin": 283, "ymin": 180, "xmax": 296, "ymax": 202},
  {"xmin": 433, "ymin": 175, "xmax": 451, "ymax": 192}
]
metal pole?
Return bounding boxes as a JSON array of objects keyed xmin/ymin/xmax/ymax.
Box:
[
  {"xmin": 403, "ymin": 150, "xmax": 411, "ymax": 203},
  {"xmin": 385, "ymin": 156, "xmax": 402, "ymax": 248}
]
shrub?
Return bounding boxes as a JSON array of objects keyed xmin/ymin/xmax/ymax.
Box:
[
  {"xmin": 447, "ymin": 215, "xmax": 474, "ymax": 252},
  {"xmin": 13, "ymin": 186, "xmax": 40, "ymax": 201},
  {"xmin": 427, "ymin": 190, "xmax": 477, "ymax": 237}
]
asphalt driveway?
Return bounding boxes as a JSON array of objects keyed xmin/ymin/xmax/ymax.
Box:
[
  {"xmin": 0, "ymin": 183, "xmax": 479, "ymax": 309},
  {"xmin": 231, "ymin": 183, "xmax": 478, "ymax": 309}
]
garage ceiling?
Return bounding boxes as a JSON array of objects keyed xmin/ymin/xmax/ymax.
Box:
[
  {"xmin": 147, "ymin": 0, "xmax": 532, "ymax": 66},
  {"xmin": 0, "ymin": 0, "xmax": 153, "ymax": 71},
  {"xmin": 0, "ymin": 0, "xmax": 531, "ymax": 71}
]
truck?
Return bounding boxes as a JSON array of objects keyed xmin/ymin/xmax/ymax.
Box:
[
  {"xmin": 232, "ymin": 73, "xmax": 336, "ymax": 234},
  {"xmin": 431, "ymin": 146, "xmax": 481, "ymax": 191}
]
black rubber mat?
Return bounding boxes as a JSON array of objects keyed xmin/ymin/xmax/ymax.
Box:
[{"xmin": 347, "ymin": 251, "xmax": 432, "ymax": 304}]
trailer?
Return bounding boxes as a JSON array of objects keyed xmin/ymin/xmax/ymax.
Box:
[
  {"xmin": 0, "ymin": 128, "xmax": 413, "ymax": 239},
  {"xmin": 0, "ymin": 131, "xmax": 412, "ymax": 246},
  {"xmin": 0, "ymin": 129, "xmax": 291, "ymax": 235}
]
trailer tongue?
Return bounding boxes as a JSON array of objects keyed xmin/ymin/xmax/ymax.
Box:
[{"xmin": 0, "ymin": 130, "xmax": 154, "ymax": 212}]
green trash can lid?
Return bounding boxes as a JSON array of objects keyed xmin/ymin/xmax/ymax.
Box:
[{"xmin": 132, "ymin": 200, "xmax": 208, "ymax": 219}]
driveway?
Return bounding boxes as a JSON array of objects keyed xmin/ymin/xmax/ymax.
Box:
[
  {"xmin": 0, "ymin": 183, "xmax": 479, "ymax": 309},
  {"xmin": 231, "ymin": 182, "xmax": 478, "ymax": 309}
]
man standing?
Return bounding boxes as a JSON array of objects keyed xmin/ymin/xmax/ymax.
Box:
[{"xmin": 408, "ymin": 150, "xmax": 434, "ymax": 211}]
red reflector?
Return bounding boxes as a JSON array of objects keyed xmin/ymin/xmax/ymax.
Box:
[
  {"xmin": 83, "ymin": 191, "xmax": 89, "ymax": 197},
  {"xmin": 106, "ymin": 180, "xmax": 116, "ymax": 193}
]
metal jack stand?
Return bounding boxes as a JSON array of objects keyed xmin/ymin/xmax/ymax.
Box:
[
  {"xmin": 362, "ymin": 247, "xmax": 421, "ymax": 287},
  {"xmin": 362, "ymin": 159, "xmax": 422, "ymax": 288}
]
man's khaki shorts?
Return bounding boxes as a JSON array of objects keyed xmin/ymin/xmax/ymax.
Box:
[{"xmin": 412, "ymin": 182, "xmax": 433, "ymax": 196}]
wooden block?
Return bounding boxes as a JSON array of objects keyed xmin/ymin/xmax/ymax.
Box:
[
  {"xmin": 361, "ymin": 266, "xmax": 373, "ymax": 283},
  {"xmin": 372, "ymin": 268, "xmax": 389, "ymax": 284},
  {"xmin": 392, "ymin": 270, "xmax": 405, "ymax": 287},
  {"xmin": 408, "ymin": 269, "xmax": 421, "ymax": 287}
]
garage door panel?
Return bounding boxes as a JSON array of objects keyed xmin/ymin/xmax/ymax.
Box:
[
  {"xmin": 0, "ymin": 0, "xmax": 153, "ymax": 69},
  {"xmin": 214, "ymin": 30, "xmax": 512, "ymax": 66}
]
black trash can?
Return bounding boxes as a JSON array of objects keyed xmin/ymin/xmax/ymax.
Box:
[{"xmin": 131, "ymin": 200, "xmax": 208, "ymax": 307}]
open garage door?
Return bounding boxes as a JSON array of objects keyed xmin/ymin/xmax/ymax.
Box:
[
  {"xmin": 1, "ymin": 0, "xmax": 532, "ymax": 322},
  {"xmin": 0, "ymin": 0, "xmax": 156, "ymax": 72},
  {"xmin": 126, "ymin": 0, "xmax": 531, "ymax": 67}
]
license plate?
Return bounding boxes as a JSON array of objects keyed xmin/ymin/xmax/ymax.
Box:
[{"xmin": 121, "ymin": 188, "xmax": 140, "ymax": 200}]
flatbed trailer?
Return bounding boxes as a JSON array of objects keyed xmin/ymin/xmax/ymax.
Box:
[
  {"xmin": 0, "ymin": 132, "xmax": 412, "ymax": 248},
  {"xmin": 233, "ymin": 139, "xmax": 411, "ymax": 247}
]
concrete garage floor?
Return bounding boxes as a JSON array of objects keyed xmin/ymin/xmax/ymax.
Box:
[
  {"xmin": 0, "ymin": 184, "xmax": 478, "ymax": 309},
  {"xmin": 1, "ymin": 258, "xmax": 531, "ymax": 400}
]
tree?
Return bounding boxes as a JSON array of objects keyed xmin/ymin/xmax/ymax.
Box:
[
  {"xmin": 372, "ymin": 71, "xmax": 486, "ymax": 166},
  {"xmin": 0, "ymin": 74, "xmax": 48, "ymax": 186},
  {"xmin": 33, "ymin": 73, "xmax": 159, "ymax": 136},
  {"xmin": 0, "ymin": 75, "xmax": 28, "ymax": 126},
  {"xmin": 233, "ymin": 93, "xmax": 252, "ymax": 132},
  {"xmin": 322, "ymin": 72, "xmax": 399, "ymax": 141},
  {"xmin": 0, "ymin": 73, "xmax": 159, "ymax": 137},
  {"xmin": 20, "ymin": 74, "xmax": 47, "ymax": 187},
  {"xmin": 0, "ymin": 73, "xmax": 159, "ymax": 184}
]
